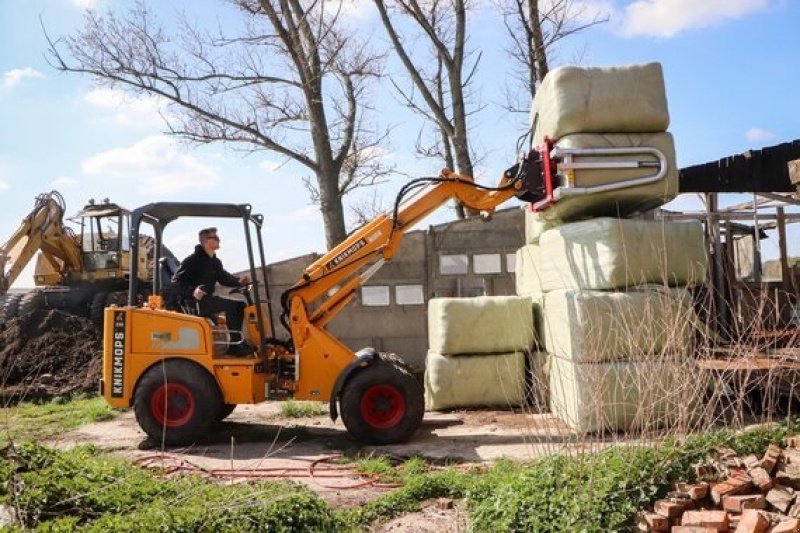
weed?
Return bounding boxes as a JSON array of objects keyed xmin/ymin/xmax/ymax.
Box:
[
  {"xmin": 0, "ymin": 396, "xmax": 116, "ymax": 443},
  {"xmin": 279, "ymin": 400, "xmax": 328, "ymax": 419}
]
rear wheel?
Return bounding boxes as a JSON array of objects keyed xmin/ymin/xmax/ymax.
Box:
[
  {"xmin": 218, "ymin": 403, "xmax": 237, "ymax": 421},
  {"xmin": 340, "ymin": 358, "xmax": 424, "ymax": 445},
  {"xmin": 134, "ymin": 359, "xmax": 223, "ymax": 446}
]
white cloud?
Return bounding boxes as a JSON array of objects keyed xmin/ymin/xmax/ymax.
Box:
[
  {"xmin": 339, "ymin": 0, "xmax": 375, "ymax": 19},
  {"xmin": 619, "ymin": 0, "xmax": 770, "ymax": 38},
  {"xmin": 283, "ymin": 205, "xmax": 321, "ymax": 223},
  {"xmin": 50, "ymin": 176, "xmax": 80, "ymax": 188},
  {"xmin": 745, "ymin": 127, "xmax": 777, "ymax": 142},
  {"xmin": 81, "ymin": 136, "xmax": 221, "ymax": 194},
  {"xmin": 83, "ymin": 88, "xmax": 166, "ymax": 129},
  {"xmin": 3, "ymin": 67, "xmax": 44, "ymax": 89},
  {"xmin": 68, "ymin": 0, "xmax": 101, "ymax": 9},
  {"xmin": 258, "ymin": 160, "xmax": 284, "ymax": 173},
  {"xmin": 0, "ymin": 179, "xmax": 9, "ymax": 191}
]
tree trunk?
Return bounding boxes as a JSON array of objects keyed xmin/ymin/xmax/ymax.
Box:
[{"xmin": 317, "ymin": 169, "xmax": 348, "ymax": 249}]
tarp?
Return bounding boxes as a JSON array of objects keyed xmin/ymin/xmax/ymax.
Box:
[
  {"xmin": 549, "ymin": 356, "xmax": 691, "ymax": 433},
  {"xmin": 536, "ymin": 132, "xmax": 679, "ymax": 222},
  {"xmin": 542, "ymin": 287, "xmax": 695, "ymax": 363},
  {"xmin": 530, "ymin": 62, "xmax": 669, "ymax": 143},
  {"xmin": 428, "ymin": 296, "xmax": 535, "ymax": 355},
  {"xmin": 425, "ymin": 350, "xmax": 527, "ymax": 411},
  {"xmin": 534, "ymin": 218, "xmax": 707, "ymax": 291}
]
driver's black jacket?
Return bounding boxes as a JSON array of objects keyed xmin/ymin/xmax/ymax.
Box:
[{"xmin": 172, "ymin": 244, "xmax": 241, "ymax": 299}]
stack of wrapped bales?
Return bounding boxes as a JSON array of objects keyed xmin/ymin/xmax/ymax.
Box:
[
  {"xmin": 515, "ymin": 62, "xmax": 709, "ymax": 433},
  {"xmin": 424, "ymin": 296, "xmax": 537, "ymax": 411}
]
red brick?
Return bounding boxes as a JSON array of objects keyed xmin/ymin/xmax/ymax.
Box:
[
  {"xmin": 778, "ymin": 463, "xmax": 800, "ymax": 490},
  {"xmin": 786, "ymin": 436, "xmax": 800, "ymax": 449},
  {"xmin": 771, "ymin": 518, "xmax": 800, "ymax": 533},
  {"xmin": 763, "ymin": 444, "xmax": 782, "ymax": 473},
  {"xmin": 655, "ymin": 499, "xmax": 694, "ymax": 519},
  {"xmin": 765, "ymin": 485, "xmax": 796, "ymax": 513},
  {"xmin": 638, "ymin": 511, "xmax": 670, "ymax": 532},
  {"xmin": 723, "ymin": 493, "xmax": 767, "ymax": 513},
  {"xmin": 711, "ymin": 475, "xmax": 754, "ymax": 505},
  {"xmin": 743, "ymin": 455, "xmax": 762, "ymax": 470},
  {"xmin": 681, "ymin": 510, "xmax": 729, "ymax": 531},
  {"xmin": 675, "ymin": 482, "xmax": 710, "ymax": 501},
  {"xmin": 734, "ymin": 509, "xmax": 768, "ymax": 533},
  {"xmin": 671, "ymin": 527, "xmax": 716, "ymax": 532},
  {"xmin": 749, "ymin": 467, "xmax": 775, "ymax": 492}
]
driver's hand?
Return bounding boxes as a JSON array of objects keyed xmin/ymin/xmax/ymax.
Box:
[
  {"xmin": 193, "ymin": 286, "xmax": 207, "ymax": 300},
  {"xmin": 238, "ymin": 275, "xmax": 251, "ymax": 285}
]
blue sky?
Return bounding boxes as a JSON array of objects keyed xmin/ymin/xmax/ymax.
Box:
[{"xmin": 1, "ymin": 0, "xmax": 799, "ymax": 287}]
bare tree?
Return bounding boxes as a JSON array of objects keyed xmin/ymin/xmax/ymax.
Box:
[
  {"xmin": 46, "ymin": 0, "xmax": 392, "ymax": 249},
  {"xmin": 373, "ymin": 0, "xmax": 483, "ymax": 218},
  {"xmin": 498, "ymin": 0, "xmax": 608, "ymax": 114}
]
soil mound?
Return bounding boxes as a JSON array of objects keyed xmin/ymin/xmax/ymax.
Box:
[{"xmin": 0, "ymin": 309, "xmax": 101, "ymax": 402}]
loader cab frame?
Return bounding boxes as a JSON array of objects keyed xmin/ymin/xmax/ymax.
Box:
[
  {"xmin": 126, "ymin": 202, "xmax": 275, "ymax": 349},
  {"xmin": 73, "ymin": 200, "xmax": 131, "ymax": 273}
]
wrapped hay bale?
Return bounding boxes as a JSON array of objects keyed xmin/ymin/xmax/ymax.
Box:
[
  {"xmin": 530, "ymin": 62, "xmax": 669, "ymax": 143},
  {"xmin": 542, "ymin": 287, "xmax": 695, "ymax": 363},
  {"xmin": 515, "ymin": 244, "xmax": 544, "ymax": 296},
  {"xmin": 524, "ymin": 208, "xmax": 559, "ymax": 244},
  {"xmin": 427, "ymin": 296, "xmax": 535, "ymax": 355},
  {"xmin": 535, "ymin": 218, "xmax": 707, "ymax": 291},
  {"xmin": 549, "ymin": 356, "xmax": 693, "ymax": 433},
  {"xmin": 535, "ymin": 132, "xmax": 679, "ymax": 222},
  {"xmin": 424, "ymin": 350, "xmax": 527, "ymax": 411}
]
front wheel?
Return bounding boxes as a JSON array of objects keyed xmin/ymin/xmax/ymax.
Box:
[
  {"xmin": 134, "ymin": 359, "xmax": 222, "ymax": 446},
  {"xmin": 340, "ymin": 360, "xmax": 424, "ymax": 445}
]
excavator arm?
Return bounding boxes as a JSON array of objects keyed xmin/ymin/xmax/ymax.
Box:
[
  {"xmin": 281, "ymin": 167, "xmax": 529, "ymax": 401},
  {"xmin": 0, "ymin": 191, "xmax": 82, "ymax": 295}
]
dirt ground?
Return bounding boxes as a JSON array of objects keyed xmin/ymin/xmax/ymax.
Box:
[
  {"xmin": 52, "ymin": 402, "xmax": 586, "ymax": 530},
  {"xmin": 0, "ymin": 310, "xmax": 100, "ymax": 402}
]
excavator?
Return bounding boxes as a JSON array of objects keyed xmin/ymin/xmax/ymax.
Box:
[
  {"xmin": 100, "ymin": 141, "xmax": 669, "ymax": 445},
  {"xmin": 0, "ymin": 191, "xmax": 164, "ymax": 325}
]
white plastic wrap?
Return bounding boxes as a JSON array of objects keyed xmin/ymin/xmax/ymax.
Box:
[
  {"xmin": 530, "ymin": 62, "xmax": 669, "ymax": 143},
  {"xmin": 549, "ymin": 356, "xmax": 691, "ymax": 433},
  {"xmin": 534, "ymin": 218, "xmax": 707, "ymax": 291},
  {"xmin": 542, "ymin": 287, "xmax": 695, "ymax": 363},
  {"xmin": 427, "ymin": 296, "xmax": 535, "ymax": 355},
  {"xmin": 537, "ymin": 132, "xmax": 679, "ymax": 221},
  {"xmin": 425, "ymin": 351, "xmax": 527, "ymax": 411}
]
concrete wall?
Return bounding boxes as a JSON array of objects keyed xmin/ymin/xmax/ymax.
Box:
[{"xmin": 254, "ymin": 206, "xmax": 526, "ymax": 372}]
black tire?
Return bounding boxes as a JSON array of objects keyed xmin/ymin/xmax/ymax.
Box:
[
  {"xmin": 134, "ymin": 359, "xmax": 223, "ymax": 446},
  {"xmin": 18, "ymin": 291, "xmax": 44, "ymax": 318},
  {"xmin": 218, "ymin": 403, "xmax": 237, "ymax": 421},
  {"xmin": 340, "ymin": 358, "xmax": 424, "ymax": 445},
  {"xmin": 89, "ymin": 291, "xmax": 109, "ymax": 328},
  {"xmin": 1, "ymin": 294, "xmax": 23, "ymax": 322}
]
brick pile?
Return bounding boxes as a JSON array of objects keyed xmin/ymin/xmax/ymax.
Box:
[{"xmin": 639, "ymin": 439, "xmax": 800, "ymax": 532}]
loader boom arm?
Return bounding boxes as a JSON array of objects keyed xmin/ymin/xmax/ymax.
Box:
[
  {"xmin": 0, "ymin": 192, "xmax": 82, "ymax": 295},
  {"xmin": 281, "ymin": 168, "xmax": 525, "ymax": 399}
]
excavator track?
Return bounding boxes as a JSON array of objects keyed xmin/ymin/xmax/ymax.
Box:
[{"xmin": 0, "ymin": 293, "xmax": 23, "ymax": 322}]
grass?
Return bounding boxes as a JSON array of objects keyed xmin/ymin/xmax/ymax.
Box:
[
  {"xmin": 278, "ymin": 400, "xmax": 328, "ymax": 419},
  {"xmin": 0, "ymin": 422, "xmax": 795, "ymax": 531},
  {"xmin": 0, "ymin": 395, "xmax": 116, "ymax": 443}
]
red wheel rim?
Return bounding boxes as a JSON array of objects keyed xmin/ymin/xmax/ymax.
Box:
[
  {"xmin": 150, "ymin": 383, "xmax": 195, "ymax": 427},
  {"xmin": 360, "ymin": 384, "xmax": 406, "ymax": 429}
]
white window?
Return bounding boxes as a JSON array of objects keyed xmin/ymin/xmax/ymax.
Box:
[
  {"xmin": 473, "ymin": 253, "xmax": 502, "ymax": 274},
  {"xmin": 506, "ymin": 253, "xmax": 517, "ymax": 273},
  {"xmin": 440, "ymin": 254, "xmax": 468, "ymax": 275},
  {"xmin": 362, "ymin": 285, "xmax": 390, "ymax": 306},
  {"xmin": 395, "ymin": 284, "xmax": 424, "ymax": 305}
]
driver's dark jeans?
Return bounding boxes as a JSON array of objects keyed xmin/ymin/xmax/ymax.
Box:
[{"xmin": 197, "ymin": 295, "xmax": 246, "ymax": 333}]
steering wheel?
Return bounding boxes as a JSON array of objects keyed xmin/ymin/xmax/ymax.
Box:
[{"xmin": 228, "ymin": 282, "xmax": 255, "ymax": 305}]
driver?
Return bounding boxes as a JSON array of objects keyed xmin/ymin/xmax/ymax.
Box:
[{"xmin": 172, "ymin": 227, "xmax": 251, "ymax": 355}]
